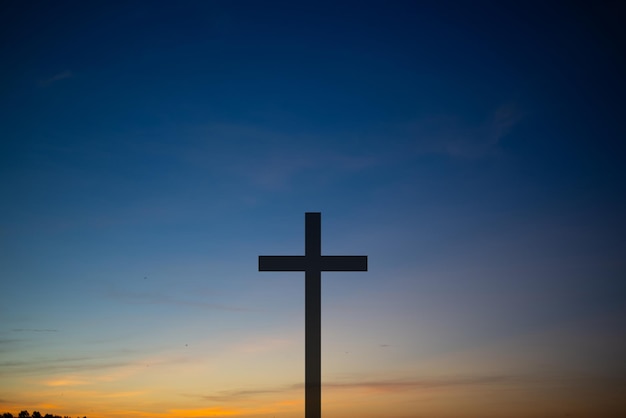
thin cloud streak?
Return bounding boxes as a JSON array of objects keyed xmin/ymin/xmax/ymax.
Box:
[
  {"xmin": 401, "ymin": 103, "xmax": 524, "ymax": 159},
  {"xmin": 324, "ymin": 375, "xmax": 510, "ymax": 392},
  {"xmin": 202, "ymin": 387, "xmax": 286, "ymax": 402},
  {"xmin": 444, "ymin": 104, "xmax": 523, "ymax": 158},
  {"xmin": 198, "ymin": 372, "xmax": 626, "ymax": 403},
  {"xmin": 234, "ymin": 337, "xmax": 294, "ymax": 354},
  {"xmin": 44, "ymin": 377, "xmax": 90, "ymax": 387},
  {"xmin": 489, "ymin": 103, "xmax": 523, "ymax": 145},
  {"xmin": 200, "ymin": 375, "xmax": 510, "ymax": 402},
  {"xmin": 0, "ymin": 357, "xmax": 130, "ymax": 376},
  {"xmin": 106, "ymin": 288, "xmax": 258, "ymax": 312},
  {"xmin": 12, "ymin": 328, "xmax": 59, "ymax": 332},
  {"xmin": 39, "ymin": 70, "xmax": 73, "ymax": 86},
  {"xmin": 1, "ymin": 350, "xmax": 202, "ymax": 380},
  {"xmin": 154, "ymin": 122, "xmax": 384, "ymax": 192}
]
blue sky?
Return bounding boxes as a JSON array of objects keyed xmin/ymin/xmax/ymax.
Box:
[{"xmin": 1, "ymin": 1, "xmax": 625, "ymax": 417}]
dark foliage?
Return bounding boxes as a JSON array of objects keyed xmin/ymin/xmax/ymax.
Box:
[{"xmin": 2, "ymin": 412, "xmax": 85, "ymax": 418}]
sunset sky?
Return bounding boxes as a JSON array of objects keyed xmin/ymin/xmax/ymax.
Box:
[{"xmin": 1, "ymin": 1, "xmax": 625, "ymax": 417}]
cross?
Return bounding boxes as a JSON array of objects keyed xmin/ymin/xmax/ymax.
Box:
[{"xmin": 259, "ymin": 212, "xmax": 368, "ymax": 418}]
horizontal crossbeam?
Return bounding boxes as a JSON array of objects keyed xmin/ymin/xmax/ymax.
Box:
[
  {"xmin": 259, "ymin": 255, "xmax": 306, "ymax": 271},
  {"xmin": 259, "ymin": 255, "xmax": 367, "ymax": 272}
]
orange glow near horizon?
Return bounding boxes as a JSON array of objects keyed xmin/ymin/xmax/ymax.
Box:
[
  {"xmin": 3, "ymin": 315, "xmax": 625, "ymax": 418},
  {"xmin": 3, "ymin": 370, "xmax": 626, "ymax": 418}
]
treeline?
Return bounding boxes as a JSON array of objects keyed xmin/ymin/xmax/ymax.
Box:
[{"xmin": 2, "ymin": 412, "xmax": 86, "ymax": 418}]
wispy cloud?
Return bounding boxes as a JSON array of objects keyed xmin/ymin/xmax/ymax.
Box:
[
  {"xmin": 489, "ymin": 103, "xmax": 523, "ymax": 145},
  {"xmin": 39, "ymin": 70, "xmax": 73, "ymax": 86},
  {"xmin": 234, "ymin": 337, "xmax": 293, "ymax": 354},
  {"xmin": 405, "ymin": 103, "xmax": 524, "ymax": 159},
  {"xmin": 0, "ymin": 356, "xmax": 130, "ymax": 376},
  {"xmin": 2, "ymin": 350, "xmax": 199, "ymax": 383},
  {"xmin": 201, "ymin": 387, "xmax": 287, "ymax": 402},
  {"xmin": 12, "ymin": 328, "xmax": 59, "ymax": 332},
  {"xmin": 446, "ymin": 103, "xmax": 523, "ymax": 158},
  {"xmin": 44, "ymin": 377, "xmax": 90, "ymax": 387},
  {"xmin": 247, "ymin": 151, "xmax": 377, "ymax": 189},
  {"xmin": 228, "ymin": 146, "xmax": 381, "ymax": 192},
  {"xmin": 162, "ymin": 122, "xmax": 384, "ymax": 192},
  {"xmin": 324, "ymin": 375, "xmax": 510, "ymax": 392},
  {"xmin": 198, "ymin": 372, "xmax": 626, "ymax": 403},
  {"xmin": 105, "ymin": 288, "xmax": 257, "ymax": 312},
  {"xmin": 200, "ymin": 375, "xmax": 510, "ymax": 402}
]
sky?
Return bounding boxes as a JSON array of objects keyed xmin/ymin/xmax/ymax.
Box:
[{"xmin": 1, "ymin": 1, "xmax": 625, "ymax": 417}]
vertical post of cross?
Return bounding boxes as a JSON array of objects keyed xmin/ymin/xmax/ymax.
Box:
[{"xmin": 305, "ymin": 213, "xmax": 321, "ymax": 418}]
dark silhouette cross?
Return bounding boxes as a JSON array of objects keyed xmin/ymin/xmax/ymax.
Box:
[{"xmin": 259, "ymin": 212, "xmax": 368, "ymax": 418}]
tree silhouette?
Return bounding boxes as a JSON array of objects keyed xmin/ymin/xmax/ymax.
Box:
[{"xmin": 1, "ymin": 413, "xmax": 84, "ymax": 418}]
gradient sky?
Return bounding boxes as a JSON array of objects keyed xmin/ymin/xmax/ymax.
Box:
[{"xmin": 1, "ymin": 1, "xmax": 625, "ymax": 417}]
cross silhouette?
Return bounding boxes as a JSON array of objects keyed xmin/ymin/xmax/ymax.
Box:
[{"xmin": 259, "ymin": 212, "xmax": 368, "ymax": 418}]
